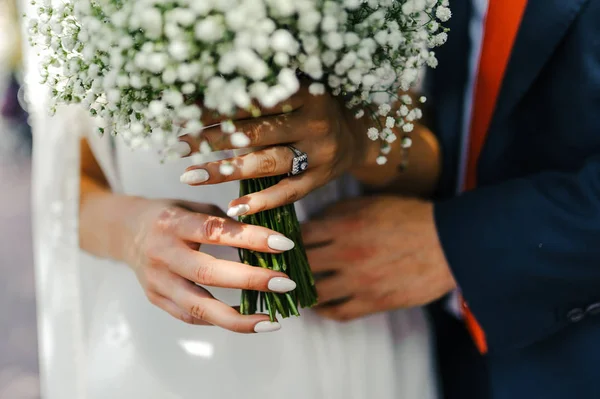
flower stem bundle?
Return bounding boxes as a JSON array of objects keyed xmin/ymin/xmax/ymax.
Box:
[{"xmin": 238, "ymin": 176, "xmax": 317, "ymax": 320}]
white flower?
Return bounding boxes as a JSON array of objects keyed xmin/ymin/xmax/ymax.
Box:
[
  {"xmin": 220, "ymin": 163, "xmax": 235, "ymax": 175},
  {"xmin": 324, "ymin": 32, "xmax": 344, "ymax": 50},
  {"xmin": 221, "ymin": 120, "xmax": 236, "ymax": 133},
  {"xmin": 344, "ymin": 32, "xmax": 360, "ymax": 47},
  {"xmin": 199, "ymin": 141, "xmax": 212, "ymax": 154},
  {"xmin": 385, "ymin": 116, "xmax": 395, "ymax": 129},
  {"xmin": 177, "ymin": 105, "xmax": 202, "ymax": 120},
  {"xmin": 230, "ymin": 132, "xmax": 251, "ymax": 147},
  {"xmin": 140, "ymin": 8, "xmax": 162, "ymax": 39},
  {"xmin": 163, "ymin": 90, "xmax": 184, "ymax": 107},
  {"xmin": 271, "ymin": 30, "xmax": 299, "ymax": 54},
  {"xmin": 321, "ymin": 51, "xmax": 337, "ymax": 67},
  {"xmin": 378, "ymin": 103, "xmax": 392, "ymax": 116},
  {"xmin": 30, "ymin": 0, "xmax": 451, "ymax": 164},
  {"xmin": 376, "ymin": 156, "xmax": 387, "ymax": 165},
  {"xmin": 432, "ymin": 32, "xmax": 448, "ymax": 46},
  {"xmin": 321, "ymin": 15, "xmax": 338, "ymax": 32},
  {"xmin": 195, "ymin": 17, "xmax": 225, "ymax": 42},
  {"xmin": 367, "ymin": 127, "xmax": 379, "ymax": 141},
  {"xmin": 274, "ymin": 52, "xmax": 290, "ymax": 66},
  {"xmin": 426, "ymin": 53, "xmax": 439, "ymax": 68},
  {"xmin": 303, "ymin": 55, "xmax": 323, "ymax": 79},
  {"xmin": 436, "ymin": 6, "xmax": 452, "ymax": 22},
  {"xmin": 149, "ymin": 100, "xmax": 166, "ymax": 118},
  {"xmin": 278, "ymin": 69, "xmax": 300, "ymax": 93},
  {"xmin": 169, "ymin": 41, "xmax": 190, "ymax": 61},
  {"xmin": 309, "ymin": 83, "xmax": 326, "ymax": 95}
]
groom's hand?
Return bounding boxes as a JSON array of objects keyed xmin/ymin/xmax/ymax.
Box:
[{"xmin": 303, "ymin": 196, "xmax": 457, "ymax": 321}]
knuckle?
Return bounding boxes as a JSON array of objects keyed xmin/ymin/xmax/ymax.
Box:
[
  {"xmin": 146, "ymin": 291, "xmax": 161, "ymax": 306},
  {"xmin": 356, "ymin": 267, "xmax": 382, "ymax": 287},
  {"xmin": 243, "ymin": 231, "xmax": 261, "ymax": 251},
  {"xmin": 179, "ymin": 312, "xmax": 196, "ymax": 325},
  {"xmin": 309, "ymin": 119, "xmax": 331, "ymax": 137},
  {"xmin": 194, "ymin": 264, "xmax": 215, "ymax": 285},
  {"xmin": 285, "ymin": 186, "xmax": 300, "ymax": 204},
  {"xmin": 244, "ymin": 270, "xmax": 262, "ymax": 290},
  {"xmin": 322, "ymin": 141, "xmax": 339, "ymax": 161},
  {"xmin": 143, "ymin": 242, "xmax": 162, "ymax": 263},
  {"xmin": 230, "ymin": 320, "xmax": 248, "ymax": 334},
  {"xmin": 258, "ymin": 153, "xmax": 278, "ymax": 174},
  {"xmin": 143, "ymin": 268, "xmax": 161, "ymax": 291},
  {"xmin": 154, "ymin": 207, "xmax": 180, "ymax": 233},
  {"xmin": 202, "ymin": 216, "xmax": 224, "ymax": 242},
  {"xmin": 333, "ymin": 309, "xmax": 354, "ymax": 322},
  {"xmin": 279, "ymin": 180, "xmax": 300, "ymax": 204},
  {"xmin": 244, "ymin": 125, "xmax": 261, "ymax": 145},
  {"xmin": 375, "ymin": 291, "xmax": 398, "ymax": 310},
  {"xmin": 189, "ymin": 303, "xmax": 208, "ymax": 321}
]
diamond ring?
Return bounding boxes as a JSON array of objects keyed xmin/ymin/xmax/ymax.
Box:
[{"xmin": 287, "ymin": 145, "xmax": 309, "ymax": 176}]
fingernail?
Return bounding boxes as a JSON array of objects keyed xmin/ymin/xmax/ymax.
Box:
[
  {"xmin": 180, "ymin": 169, "xmax": 209, "ymax": 184},
  {"xmin": 227, "ymin": 204, "xmax": 250, "ymax": 217},
  {"xmin": 254, "ymin": 321, "xmax": 281, "ymax": 333},
  {"xmin": 267, "ymin": 235, "xmax": 295, "ymax": 251},
  {"xmin": 171, "ymin": 141, "xmax": 192, "ymax": 157},
  {"xmin": 268, "ymin": 277, "xmax": 297, "ymax": 293}
]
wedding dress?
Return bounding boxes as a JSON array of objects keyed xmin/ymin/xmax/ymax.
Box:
[{"xmin": 24, "ymin": 22, "xmax": 438, "ymax": 399}]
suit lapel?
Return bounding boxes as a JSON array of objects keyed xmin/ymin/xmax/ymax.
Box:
[{"xmin": 490, "ymin": 0, "xmax": 590, "ymax": 128}]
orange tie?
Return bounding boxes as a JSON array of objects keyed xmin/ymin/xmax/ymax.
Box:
[{"xmin": 461, "ymin": 0, "xmax": 528, "ymax": 354}]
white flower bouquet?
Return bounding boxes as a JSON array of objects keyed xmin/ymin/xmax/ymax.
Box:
[{"xmin": 27, "ymin": 0, "xmax": 450, "ymax": 320}]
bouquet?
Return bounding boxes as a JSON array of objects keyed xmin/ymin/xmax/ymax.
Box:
[{"xmin": 27, "ymin": 0, "xmax": 450, "ymax": 321}]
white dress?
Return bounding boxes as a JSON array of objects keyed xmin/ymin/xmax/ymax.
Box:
[
  {"xmin": 23, "ymin": 22, "xmax": 438, "ymax": 399},
  {"xmin": 75, "ymin": 143, "xmax": 439, "ymax": 399}
]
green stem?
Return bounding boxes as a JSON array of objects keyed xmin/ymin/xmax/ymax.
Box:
[{"xmin": 239, "ymin": 176, "xmax": 318, "ymax": 320}]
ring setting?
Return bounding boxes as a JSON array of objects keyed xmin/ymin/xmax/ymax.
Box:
[{"xmin": 287, "ymin": 145, "xmax": 309, "ymax": 176}]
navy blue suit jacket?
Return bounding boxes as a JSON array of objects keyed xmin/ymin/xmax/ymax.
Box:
[{"xmin": 427, "ymin": 1, "xmax": 600, "ymax": 398}]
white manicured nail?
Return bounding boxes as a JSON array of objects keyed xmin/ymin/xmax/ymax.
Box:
[
  {"xmin": 227, "ymin": 204, "xmax": 250, "ymax": 217},
  {"xmin": 171, "ymin": 141, "xmax": 192, "ymax": 157},
  {"xmin": 267, "ymin": 235, "xmax": 295, "ymax": 251},
  {"xmin": 180, "ymin": 169, "xmax": 209, "ymax": 184},
  {"xmin": 254, "ymin": 321, "xmax": 281, "ymax": 333},
  {"xmin": 268, "ymin": 277, "xmax": 297, "ymax": 293}
]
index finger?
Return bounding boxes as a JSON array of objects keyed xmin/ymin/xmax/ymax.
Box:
[{"xmin": 173, "ymin": 211, "xmax": 296, "ymax": 253}]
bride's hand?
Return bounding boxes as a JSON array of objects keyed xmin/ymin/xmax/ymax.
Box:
[
  {"xmin": 178, "ymin": 85, "xmax": 377, "ymax": 216},
  {"xmin": 125, "ymin": 198, "xmax": 297, "ymax": 333}
]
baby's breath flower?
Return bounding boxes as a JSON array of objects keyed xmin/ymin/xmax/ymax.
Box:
[
  {"xmin": 378, "ymin": 103, "xmax": 392, "ymax": 116},
  {"xmin": 28, "ymin": 0, "xmax": 450, "ymax": 162},
  {"xmin": 385, "ymin": 116, "xmax": 396, "ymax": 129},
  {"xmin": 309, "ymin": 83, "xmax": 326, "ymax": 96},
  {"xmin": 367, "ymin": 127, "xmax": 379, "ymax": 141},
  {"xmin": 231, "ymin": 132, "xmax": 251, "ymax": 148},
  {"xmin": 220, "ymin": 163, "xmax": 235, "ymax": 176},
  {"xmin": 436, "ymin": 6, "xmax": 452, "ymax": 22}
]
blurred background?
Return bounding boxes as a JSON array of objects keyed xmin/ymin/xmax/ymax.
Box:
[{"xmin": 0, "ymin": 0, "xmax": 41, "ymax": 397}]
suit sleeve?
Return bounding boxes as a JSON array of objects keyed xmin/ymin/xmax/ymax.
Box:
[{"xmin": 434, "ymin": 154, "xmax": 600, "ymax": 351}]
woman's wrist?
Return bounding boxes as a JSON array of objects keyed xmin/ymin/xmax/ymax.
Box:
[{"xmin": 79, "ymin": 185, "xmax": 156, "ymax": 265}]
